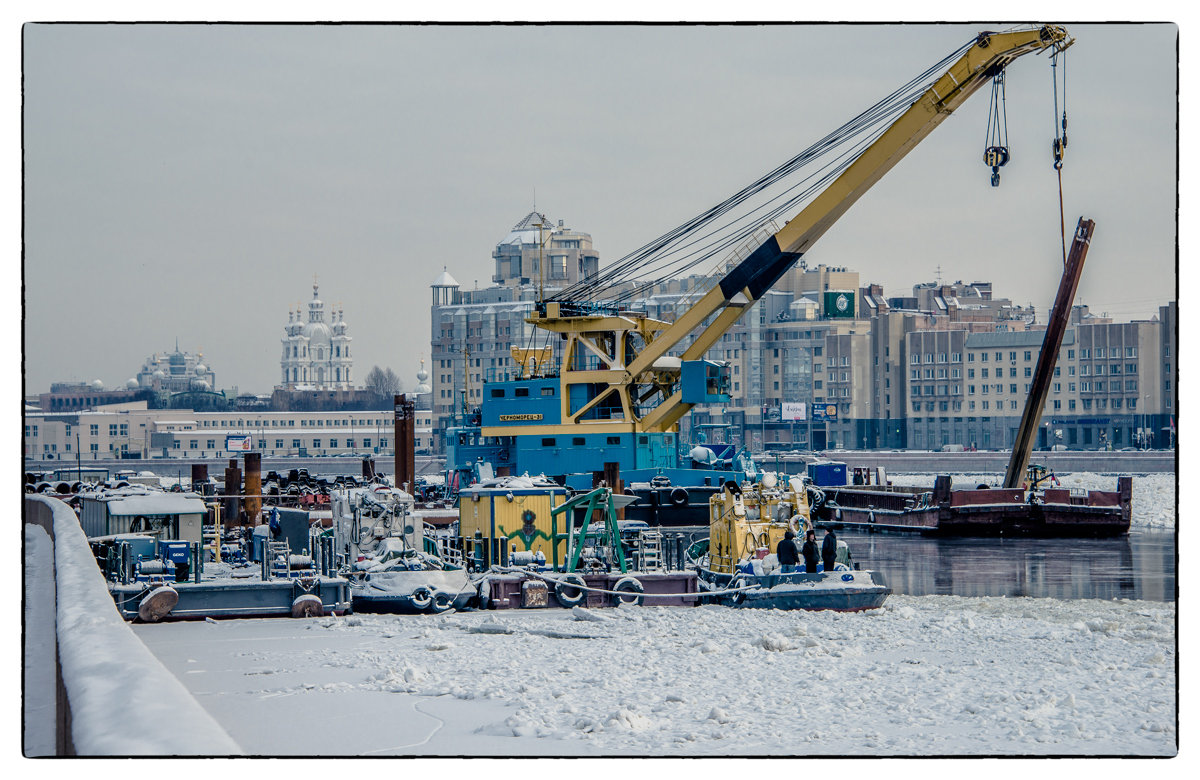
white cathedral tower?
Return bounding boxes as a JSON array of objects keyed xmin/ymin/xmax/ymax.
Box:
[{"xmin": 279, "ymin": 283, "xmax": 353, "ymax": 390}]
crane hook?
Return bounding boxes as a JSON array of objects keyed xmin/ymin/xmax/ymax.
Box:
[{"xmin": 984, "ymin": 146, "xmax": 1010, "ymax": 187}]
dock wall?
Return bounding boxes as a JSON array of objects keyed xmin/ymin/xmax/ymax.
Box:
[
  {"xmin": 23, "ymin": 495, "xmax": 242, "ymax": 756},
  {"xmin": 768, "ymin": 450, "xmax": 1175, "ymax": 476},
  {"xmin": 23, "ymin": 450, "xmax": 1175, "ymax": 483}
]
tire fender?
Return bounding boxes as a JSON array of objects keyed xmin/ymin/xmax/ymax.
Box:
[
  {"xmin": 611, "ymin": 576, "xmax": 645, "ymax": 607},
  {"xmin": 669, "ymin": 487, "xmax": 689, "ymax": 508},
  {"xmin": 409, "ymin": 587, "xmax": 433, "ymax": 611},
  {"xmin": 554, "ymin": 573, "xmax": 587, "ymax": 607},
  {"xmin": 429, "ymin": 591, "xmax": 455, "ymax": 614}
]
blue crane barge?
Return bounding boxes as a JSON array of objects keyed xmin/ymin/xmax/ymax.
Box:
[{"xmin": 445, "ymin": 26, "xmax": 1078, "ymax": 528}]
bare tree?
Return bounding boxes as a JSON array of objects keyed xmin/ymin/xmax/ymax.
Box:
[{"xmin": 365, "ymin": 365, "xmax": 402, "ymax": 402}]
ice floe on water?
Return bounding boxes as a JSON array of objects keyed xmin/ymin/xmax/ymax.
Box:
[{"xmin": 142, "ymin": 594, "xmax": 1176, "ymax": 756}]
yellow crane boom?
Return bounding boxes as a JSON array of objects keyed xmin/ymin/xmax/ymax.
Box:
[{"xmin": 514, "ymin": 25, "xmax": 1073, "ymax": 440}]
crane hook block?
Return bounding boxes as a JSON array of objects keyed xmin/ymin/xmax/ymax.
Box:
[
  {"xmin": 984, "ymin": 145, "xmax": 1009, "ymax": 187},
  {"xmin": 1052, "ymin": 137, "xmax": 1065, "ymax": 170}
]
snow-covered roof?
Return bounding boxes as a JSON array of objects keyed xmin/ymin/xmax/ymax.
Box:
[
  {"xmin": 87, "ymin": 489, "xmax": 207, "ymax": 516},
  {"xmin": 497, "ymin": 211, "xmax": 553, "ymax": 246},
  {"xmin": 432, "ymin": 268, "xmax": 460, "ymax": 288}
]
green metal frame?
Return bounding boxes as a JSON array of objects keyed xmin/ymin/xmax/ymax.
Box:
[{"xmin": 550, "ymin": 487, "xmax": 628, "ymax": 574}]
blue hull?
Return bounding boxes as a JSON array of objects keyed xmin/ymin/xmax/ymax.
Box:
[{"xmin": 698, "ymin": 567, "xmax": 891, "ymax": 612}]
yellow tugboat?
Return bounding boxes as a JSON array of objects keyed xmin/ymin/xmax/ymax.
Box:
[{"xmin": 697, "ymin": 474, "xmax": 891, "ymax": 611}]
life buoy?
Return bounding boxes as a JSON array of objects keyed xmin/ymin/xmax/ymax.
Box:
[
  {"xmin": 409, "ymin": 587, "xmax": 433, "ymax": 610},
  {"xmin": 429, "ymin": 591, "xmax": 455, "ymax": 614},
  {"xmin": 787, "ymin": 516, "xmax": 801, "ymax": 535},
  {"xmin": 611, "ymin": 576, "xmax": 645, "ymax": 607},
  {"xmin": 669, "ymin": 487, "xmax": 689, "ymax": 508},
  {"xmin": 554, "ymin": 573, "xmax": 587, "ymax": 607}
]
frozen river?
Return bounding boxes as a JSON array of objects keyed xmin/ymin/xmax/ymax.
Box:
[
  {"xmin": 127, "ymin": 471, "xmax": 1176, "ymax": 756},
  {"xmin": 135, "ymin": 595, "xmax": 1176, "ymax": 757}
]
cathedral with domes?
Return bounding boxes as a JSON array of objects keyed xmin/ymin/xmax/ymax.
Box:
[
  {"xmin": 135, "ymin": 341, "xmax": 215, "ymax": 393},
  {"xmin": 280, "ymin": 283, "xmax": 353, "ymax": 390}
]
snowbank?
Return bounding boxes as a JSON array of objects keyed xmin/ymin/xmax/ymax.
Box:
[
  {"xmin": 24, "ymin": 524, "xmax": 56, "ymax": 756},
  {"xmin": 30, "ymin": 496, "xmax": 242, "ymax": 755},
  {"xmin": 140, "ymin": 595, "xmax": 1175, "ymax": 756},
  {"xmin": 893, "ymin": 472, "xmax": 1175, "ymax": 528}
]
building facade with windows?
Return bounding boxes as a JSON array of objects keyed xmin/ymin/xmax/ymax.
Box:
[{"xmin": 23, "ymin": 404, "xmax": 427, "ymax": 461}]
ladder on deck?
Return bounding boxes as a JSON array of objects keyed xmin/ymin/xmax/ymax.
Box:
[
  {"xmin": 267, "ymin": 540, "xmax": 292, "ymax": 579},
  {"xmin": 637, "ymin": 530, "xmax": 664, "ymax": 571}
]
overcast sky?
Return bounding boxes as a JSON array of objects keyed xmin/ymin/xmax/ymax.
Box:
[{"xmin": 22, "ymin": 22, "xmax": 1177, "ymax": 395}]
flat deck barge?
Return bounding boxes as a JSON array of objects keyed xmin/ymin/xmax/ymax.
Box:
[{"xmin": 816, "ymin": 475, "xmax": 1131, "ymax": 537}]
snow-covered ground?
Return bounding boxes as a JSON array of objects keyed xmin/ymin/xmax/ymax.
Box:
[
  {"xmin": 891, "ymin": 471, "xmax": 1175, "ymax": 528},
  {"xmin": 136, "ymin": 595, "xmax": 1176, "ymax": 756}
]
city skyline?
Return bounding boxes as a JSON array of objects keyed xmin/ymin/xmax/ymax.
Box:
[{"xmin": 23, "ymin": 23, "xmax": 1177, "ymax": 394}]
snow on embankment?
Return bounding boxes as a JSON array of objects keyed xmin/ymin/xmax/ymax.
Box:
[
  {"xmin": 24, "ymin": 523, "xmax": 56, "ymax": 756},
  {"xmin": 892, "ymin": 472, "xmax": 1175, "ymax": 528},
  {"xmin": 299, "ymin": 596, "xmax": 1175, "ymax": 756},
  {"xmin": 31, "ymin": 496, "xmax": 242, "ymax": 755}
]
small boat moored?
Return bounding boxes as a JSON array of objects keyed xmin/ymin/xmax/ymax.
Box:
[{"xmin": 694, "ymin": 474, "xmax": 891, "ymax": 611}]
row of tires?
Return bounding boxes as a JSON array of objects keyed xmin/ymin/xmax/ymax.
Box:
[
  {"xmin": 551, "ymin": 574, "xmax": 646, "ymax": 607},
  {"xmin": 407, "ymin": 587, "xmax": 458, "ymax": 614}
]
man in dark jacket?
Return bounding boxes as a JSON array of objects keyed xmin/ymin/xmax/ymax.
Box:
[
  {"xmin": 822, "ymin": 528, "xmax": 838, "ymax": 572},
  {"xmin": 801, "ymin": 529, "xmax": 820, "ymax": 573},
  {"xmin": 776, "ymin": 530, "xmax": 800, "ymax": 573}
]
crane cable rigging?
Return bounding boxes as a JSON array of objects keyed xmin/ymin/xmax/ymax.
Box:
[
  {"xmin": 983, "ymin": 70, "xmax": 1010, "ymax": 186},
  {"xmin": 1051, "ymin": 46, "xmax": 1069, "ymax": 265},
  {"xmin": 548, "ymin": 38, "xmax": 978, "ymax": 309}
]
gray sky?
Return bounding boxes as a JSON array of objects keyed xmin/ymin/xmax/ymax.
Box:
[{"xmin": 22, "ymin": 22, "xmax": 1178, "ymax": 396}]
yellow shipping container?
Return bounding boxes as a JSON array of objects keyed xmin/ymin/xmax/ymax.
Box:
[{"xmin": 458, "ymin": 486, "xmax": 569, "ymax": 562}]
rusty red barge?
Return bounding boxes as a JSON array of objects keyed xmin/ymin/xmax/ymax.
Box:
[{"xmin": 815, "ymin": 473, "xmax": 1132, "ymax": 537}]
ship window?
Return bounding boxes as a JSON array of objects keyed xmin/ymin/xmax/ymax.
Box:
[
  {"xmin": 639, "ymin": 435, "xmax": 648, "ymax": 444},
  {"xmin": 607, "ymin": 436, "xmax": 620, "ymax": 445},
  {"xmin": 542, "ymin": 438, "xmax": 556, "ymax": 447},
  {"xmin": 490, "ymin": 389, "xmax": 504, "ymax": 398},
  {"xmin": 515, "ymin": 388, "xmax": 530, "ymax": 397},
  {"xmin": 572, "ymin": 437, "xmax": 585, "ymax": 446},
  {"xmin": 541, "ymin": 387, "xmax": 555, "ymax": 396}
]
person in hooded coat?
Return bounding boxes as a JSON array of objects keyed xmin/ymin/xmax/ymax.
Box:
[
  {"xmin": 776, "ymin": 529, "xmax": 800, "ymax": 573},
  {"xmin": 801, "ymin": 529, "xmax": 821, "ymax": 573},
  {"xmin": 822, "ymin": 528, "xmax": 838, "ymax": 572}
]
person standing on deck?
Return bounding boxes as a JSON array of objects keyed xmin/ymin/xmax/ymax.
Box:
[
  {"xmin": 822, "ymin": 528, "xmax": 838, "ymax": 572},
  {"xmin": 801, "ymin": 529, "xmax": 820, "ymax": 574},
  {"xmin": 776, "ymin": 530, "xmax": 800, "ymax": 573}
]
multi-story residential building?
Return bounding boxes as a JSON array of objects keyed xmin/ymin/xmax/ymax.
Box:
[
  {"xmin": 1159, "ymin": 302, "xmax": 1177, "ymax": 443},
  {"xmin": 1074, "ymin": 318, "xmax": 1164, "ymax": 449},
  {"xmin": 426, "ymin": 211, "xmax": 1177, "ymax": 453},
  {"xmin": 491, "ymin": 211, "xmax": 600, "ymax": 289},
  {"xmin": 900, "ymin": 317, "xmax": 1168, "ymax": 452}
]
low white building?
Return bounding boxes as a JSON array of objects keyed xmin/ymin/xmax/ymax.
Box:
[{"xmin": 25, "ymin": 404, "xmax": 434, "ymax": 461}]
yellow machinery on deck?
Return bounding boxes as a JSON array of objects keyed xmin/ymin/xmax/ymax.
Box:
[{"xmin": 707, "ymin": 475, "xmax": 814, "ymax": 575}]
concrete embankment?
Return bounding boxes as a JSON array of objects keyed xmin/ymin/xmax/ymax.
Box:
[
  {"xmin": 765, "ymin": 450, "xmax": 1175, "ymax": 475},
  {"xmin": 25, "ymin": 450, "xmax": 1173, "ymax": 482}
]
